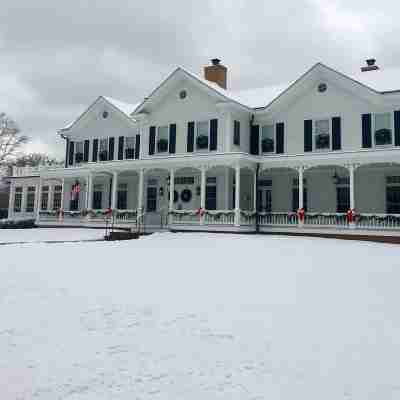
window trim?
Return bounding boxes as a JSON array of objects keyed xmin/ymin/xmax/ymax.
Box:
[{"xmin": 373, "ymin": 112, "xmax": 393, "ymax": 148}]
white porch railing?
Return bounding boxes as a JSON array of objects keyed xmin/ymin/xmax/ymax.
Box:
[
  {"xmin": 169, "ymin": 210, "xmax": 200, "ymax": 225},
  {"xmin": 258, "ymin": 212, "xmax": 299, "ymax": 226},
  {"xmin": 304, "ymin": 213, "xmax": 348, "ymax": 228},
  {"xmin": 204, "ymin": 210, "xmax": 235, "ymax": 225},
  {"xmin": 355, "ymin": 213, "xmax": 400, "ymax": 230}
]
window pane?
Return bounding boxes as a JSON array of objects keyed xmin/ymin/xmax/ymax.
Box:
[
  {"xmin": 126, "ymin": 137, "xmax": 135, "ymax": 149},
  {"xmin": 157, "ymin": 126, "xmax": 169, "ymax": 152},
  {"xmin": 196, "ymin": 121, "xmax": 209, "ymax": 150},
  {"xmin": 261, "ymin": 125, "xmax": 274, "ymax": 153},
  {"xmin": 99, "ymin": 139, "xmax": 108, "ymax": 151},
  {"xmin": 375, "ymin": 113, "xmax": 392, "ymax": 145},
  {"xmin": 315, "ymin": 119, "xmax": 330, "ymax": 149},
  {"xmin": 76, "ymin": 141, "xmax": 84, "ymax": 153}
]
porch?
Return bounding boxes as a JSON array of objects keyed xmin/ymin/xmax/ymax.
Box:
[{"xmin": 31, "ymin": 160, "xmax": 400, "ymax": 235}]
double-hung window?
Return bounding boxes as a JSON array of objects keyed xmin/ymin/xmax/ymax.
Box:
[
  {"xmin": 14, "ymin": 187, "xmax": 22, "ymax": 212},
  {"xmin": 196, "ymin": 121, "xmax": 209, "ymax": 151},
  {"xmin": 26, "ymin": 186, "xmax": 36, "ymax": 212},
  {"xmin": 374, "ymin": 113, "xmax": 392, "ymax": 146},
  {"xmin": 75, "ymin": 141, "xmax": 84, "ymax": 163},
  {"xmin": 99, "ymin": 138, "xmax": 108, "ymax": 161},
  {"xmin": 52, "ymin": 185, "xmax": 62, "ymax": 210},
  {"xmin": 261, "ymin": 125, "xmax": 275, "ymax": 153},
  {"xmin": 314, "ymin": 119, "xmax": 330, "ymax": 150},
  {"xmin": 125, "ymin": 137, "xmax": 135, "ymax": 159},
  {"xmin": 41, "ymin": 186, "xmax": 49, "ymax": 210},
  {"xmin": 157, "ymin": 126, "xmax": 169, "ymax": 153}
]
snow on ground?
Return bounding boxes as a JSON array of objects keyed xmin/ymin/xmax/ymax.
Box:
[
  {"xmin": 0, "ymin": 228, "xmax": 106, "ymax": 244},
  {"xmin": 1, "ymin": 233, "xmax": 400, "ymax": 400}
]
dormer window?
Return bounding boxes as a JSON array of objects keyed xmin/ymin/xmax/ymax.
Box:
[
  {"xmin": 157, "ymin": 126, "xmax": 169, "ymax": 153},
  {"xmin": 99, "ymin": 138, "xmax": 108, "ymax": 161},
  {"xmin": 374, "ymin": 113, "xmax": 392, "ymax": 146}
]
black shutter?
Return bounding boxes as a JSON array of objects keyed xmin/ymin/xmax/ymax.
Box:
[
  {"xmin": 118, "ymin": 136, "xmax": 124, "ymax": 160},
  {"xmin": 149, "ymin": 126, "xmax": 156, "ymax": 155},
  {"xmin": 83, "ymin": 140, "xmax": 90, "ymax": 162},
  {"xmin": 233, "ymin": 120, "xmax": 240, "ymax": 146},
  {"xmin": 394, "ymin": 111, "xmax": 400, "ymax": 146},
  {"xmin": 187, "ymin": 122, "xmax": 195, "ymax": 152},
  {"xmin": 135, "ymin": 134, "xmax": 140, "ymax": 159},
  {"xmin": 332, "ymin": 117, "xmax": 342, "ymax": 151},
  {"xmin": 68, "ymin": 141, "xmax": 74, "ymax": 166},
  {"xmin": 304, "ymin": 119, "xmax": 313, "ymax": 152},
  {"xmin": 92, "ymin": 139, "xmax": 99, "ymax": 162},
  {"xmin": 276, "ymin": 122, "xmax": 284, "ymax": 154},
  {"xmin": 169, "ymin": 123, "xmax": 176, "ymax": 154},
  {"xmin": 362, "ymin": 114, "xmax": 372, "ymax": 148},
  {"xmin": 108, "ymin": 137, "xmax": 115, "ymax": 160},
  {"xmin": 210, "ymin": 119, "xmax": 218, "ymax": 151},
  {"xmin": 250, "ymin": 125, "xmax": 259, "ymax": 155},
  {"xmin": 65, "ymin": 138, "xmax": 70, "ymax": 168}
]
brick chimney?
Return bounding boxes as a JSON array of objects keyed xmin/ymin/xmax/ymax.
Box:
[{"xmin": 204, "ymin": 58, "xmax": 227, "ymax": 89}]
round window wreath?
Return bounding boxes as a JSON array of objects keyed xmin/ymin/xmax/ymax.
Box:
[{"xmin": 181, "ymin": 189, "xmax": 192, "ymax": 203}]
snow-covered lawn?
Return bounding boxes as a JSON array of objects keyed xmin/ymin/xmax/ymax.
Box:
[
  {"xmin": 0, "ymin": 228, "xmax": 106, "ymax": 244},
  {"xmin": 1, "ymin": 233, "xmax": 400, "ymax": 400}
]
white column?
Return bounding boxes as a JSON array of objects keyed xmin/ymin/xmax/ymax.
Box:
[
  {"xmin": 253, "ymin": 168, "xmax": 257, "ymax": 211},
  {"xmin": 200, "ymin": 166, "xmax": 206, "ymax": 210},
  {"xmin": 8, "ymin": 181, "xmax": 14, "ymax": 220},
  {"xmin": 169, "ymin": 169, "xmax": 175, "ymax": 211},
  {"xmin": 36, "ymin": 177, "xmax": 43, "ymax": 221},
  {"xmin": 137, "ymin": 168, "xmax": 144, "ymax": 212},
  {"xmin": 235, "ymin": 164, "xmax": 241, "ymax": 226},
  {"xmin": 86, "ymin": 173, "xmax": 93, "ymax": 209},
  {"xmin": 349, "ymin": 164, "xmax": 355, "ymax": 210},
  {"xmin": 111, "ymin": 171, "xmax": 118, "ymax": 209},
  {"xmin": 298, "ymin": 167, "xmax": 304, "ymax": 210},
  {"xmin": 298, "ymin": 167, "xmax": 304, "ymax": 227},
  {"xmin": 199, "ymin": 166, "xmax": 206, "ymax": 225}
]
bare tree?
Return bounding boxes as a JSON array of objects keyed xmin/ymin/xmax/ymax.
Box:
[
  {"xmin": 13, "ymin": 152, "xmax": 62, "ymax": 167},
  {"xmin": 0, "ymin": 113, "xmax": 28, "ymax": 165}
]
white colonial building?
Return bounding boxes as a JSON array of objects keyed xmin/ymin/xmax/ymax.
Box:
[{"xmin": 6, "ymin": 59, "xmax": 400, "ymax": 234}]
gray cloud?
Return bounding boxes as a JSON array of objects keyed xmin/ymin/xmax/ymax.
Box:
[{"xmin": 1, "ymin": 0, "xmax": 399, "ymax": 158}]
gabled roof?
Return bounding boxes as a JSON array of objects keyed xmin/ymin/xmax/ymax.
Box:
[{"xmin": 59, "ymin": 96, "xmax": 139, "ymax": 132}]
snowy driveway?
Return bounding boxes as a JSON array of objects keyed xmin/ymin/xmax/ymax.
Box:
[{"xmin": 1, "ymin": 233, "xmax": 400, "ymax": 399}]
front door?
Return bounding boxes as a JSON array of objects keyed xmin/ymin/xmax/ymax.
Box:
[
  {"xmin": 146, "ymin": 187, "xmax": 157, "ymax": 212},
  {"xmin": 258, "ymin": 189, "xmax": 272, "ymax": 212}
]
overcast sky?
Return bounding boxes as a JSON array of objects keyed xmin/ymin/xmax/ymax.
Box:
[{"xmin": 1, "ymin": 0, "xmax": 398, "ymax": 159}]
